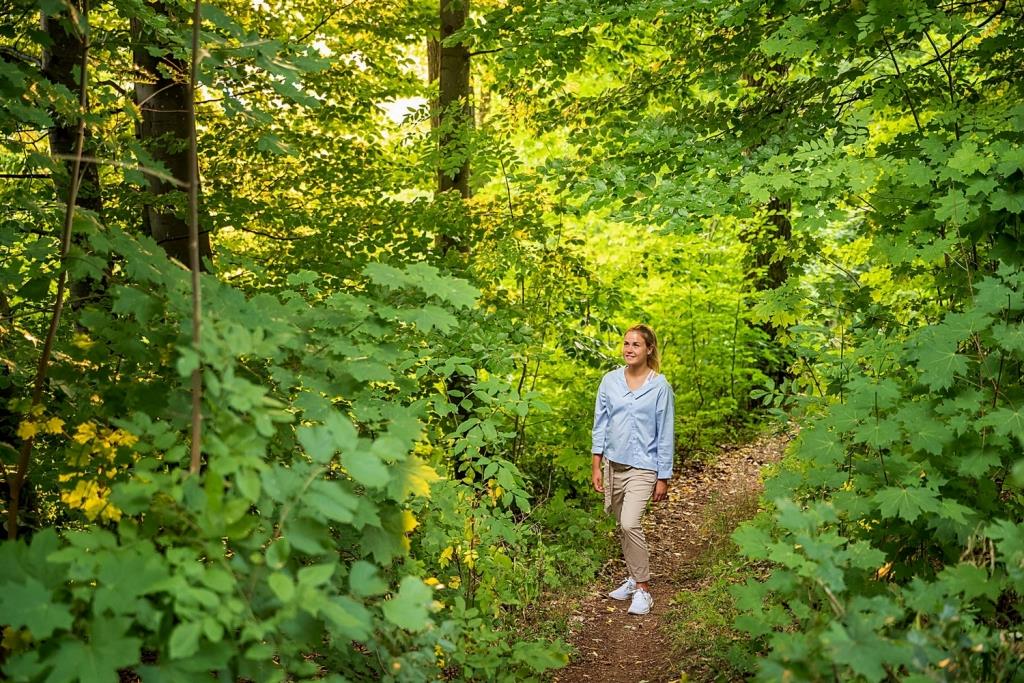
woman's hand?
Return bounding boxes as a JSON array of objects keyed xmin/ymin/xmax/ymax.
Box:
[
  {"xmin": 592, "ymin": 455, "xmax": 604, "ymax": 493},
  {"xmin": 652, "ymin": 479, "xmax": 669, "ymax": 502}
]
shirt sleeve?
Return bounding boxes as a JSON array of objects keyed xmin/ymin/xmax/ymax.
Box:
[
  {"xmin": 591, "ymin": 376, "xmax": 609, "ymax": 455},
  {"xmin": 655, "ymin": 383, "xmax": 675, "ymax": 479}
]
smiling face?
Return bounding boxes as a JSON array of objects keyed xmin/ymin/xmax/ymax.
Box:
[{"xmin": 622, "ymin": 330, "xmax": 650, "ymax": 370}]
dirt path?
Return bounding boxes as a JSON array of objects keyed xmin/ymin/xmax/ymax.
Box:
[{"xmin": 553, "ymin": 433, "xmax": 789, "ymax": 683}]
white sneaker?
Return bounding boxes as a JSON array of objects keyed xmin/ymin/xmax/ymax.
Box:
[
  {"xmin": 608, "ymin": 577, "xmax": 636, "ymax": 600},
  {"xmin": 628, "ymin": 588, "xmax": 653, "ymax": 615}
]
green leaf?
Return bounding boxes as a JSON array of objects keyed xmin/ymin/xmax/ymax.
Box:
[
  {"xmin": 955, "ymin": 448, "xmax": 1000, "ymax": 477},
  {"xmin": 349, "ymin": 560, "xmax": 389, "ymax": 598},
  {"xmin": 991, "ymin": 322, "xmax": 1024, "ymax": 354},
  {"xmin": 851, "ymin": 418, "xmax": 900, "ymax": 449},
  {"xmin": 936, "ymin": 499, "xmax": 974, "ymax": 526},
  {"xmin": 990, "ymin": 190, "xmax": 1024, "ymax": 213},
  {"xmin": 282, "ymin": 517, "xmax": 330, "ymax": 555},
  {"xmin": 45, "ymin": 617, "xmax": 141, "ymax": 682},
  {"xmin": 797, "ymin": 423, "xmax": 845, "ymax": 465},
  {"xmin": 381, "ymin": 576, "xmax": 433, "ymax": 631},
  {"xmin": 266, "ymin": 539, "xmax": 290, "ymax": 569},
  {"xmin": 405, "ymin": 262, "xmax": 478, "ymax": 308},
  {"xmin": 948, "ymin": 141, "xmax": 992, "ymax": 175},
  {"xmin": 298, "ymin": 424, "xmax": 335, "ymax": 463},
  {"xmin": 235, "ymin": 468, "xmax": 261, "ymax": 501},
  {"xmin": 269, "ymin": 573, "xmax": 295, "ymax": 602},
  {"xmin": 987, "ymin": 519, "xmax": 1024, "ymax": 559},
  {"xmin": 307, "ymin": 481, "xmax": 358, "ymax": 523},
  {"xmin": 914, "ymin": 345, "xmax": 968, "ymax": 391},
  {"xmin": 94, "ymin": 548, "xmax": 171, "ymax": 615},
  {"xmin": 874, "ymin": 486, "xmax": 940, "ymax": 522},
  {"xmin": 297, "ymin": 563, "xmax": 335, "ymax": 587},
  {"xmin": 937, "ymin": 563, "xmax": 1000, "ymax": 601},
  {"xmin": 341, "ymin": 449, "xmax": 390, "ymax": 488},
  {"xmin": 978, "ymin": 407, "xmax": 1024, "ymax": 447},
  {"xmin": 732, "ymin": 523, "xmax": 773, "ymax": 560},
  {"xmin": 386, "ymin": 455, "xmax": 439, "ymax": 500},
  {"xmin": 169, "ymin": 621, "xmax": 202, "ymax": 660},
  {"xmin": 398, "ymin": 305, "xmax": 458, "ymax": 332},
  {"xmin": 933, "ymin": 189, "xmax": 976, "ymax": 224},
  {"xmin": 844, "ymin": 541, "xmax": 886, "ymax": 570},
  {"xmin": 896, "ymin": 403, "xmax": 952, "ymax": 456},
  {"xmin": 0, "ymin": 577, "xmax": 73, "ymax": 638},
  {"xmin": 320, "ymin": 596, "xmax": 372, "ymax": 641},
  {"xmin": 511, "ymin": 639, "xmax": 569, "ymax": 672}
]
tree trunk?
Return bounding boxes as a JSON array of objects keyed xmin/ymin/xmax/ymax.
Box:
[
  {"xmin": 431, "ymin": 0, "xmax": 476, "ymax": 475},
  {"xmin": 740, "ymin": 63, "xmax": 795, "ymax": 387},
  {"xmin": 133, "ymin": 3, "xmax": 211, "ymax": 268},
  {"xmin": 435, "ymin": 0, "xmax": 471, "ymax": 200},
  {"xmin": 42, "ymin": 5, "xmax": 105, "ymax": 305},
  {"xmin": 740, "ymin": 196, "xmax": 794, "ymax": 389}
]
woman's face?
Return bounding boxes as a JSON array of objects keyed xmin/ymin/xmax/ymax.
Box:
[{"xmin": 622, "ymin": 331, "xmax": 649, "ymax": 369}]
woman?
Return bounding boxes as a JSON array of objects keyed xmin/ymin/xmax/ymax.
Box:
[{"xmin": 591, "ymin": 324, "xmax": 674, "ymax": 616}]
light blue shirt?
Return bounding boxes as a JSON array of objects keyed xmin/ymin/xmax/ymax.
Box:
[{"xmin": 591, "ymin": 367, "xmax": 675, "ymax": 479}]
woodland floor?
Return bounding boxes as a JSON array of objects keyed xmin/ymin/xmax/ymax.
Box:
[{"xmin": 552, "ymin": 432, "xmax": 789, "ymax": 683}]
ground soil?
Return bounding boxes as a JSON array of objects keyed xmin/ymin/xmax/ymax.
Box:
[{"xmin": 552, "ymin": 433, "xmax": 789, "ymax": 683}]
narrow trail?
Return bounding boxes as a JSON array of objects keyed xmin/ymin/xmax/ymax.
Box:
[{"xmin": 553, "ymin": 433, "xmax": 789, "ymax": 683}]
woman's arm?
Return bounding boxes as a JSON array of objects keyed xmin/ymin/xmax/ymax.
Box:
[
  {"xmin": 591, "ymin": 377, "xmax": 609, "ymax": 493},
  {"xmin": 652, "ymin": 384, "xmax": 675, "ymax": 502},
  {"xmin": 590, "ymin": 377, "xmax": 610, "ymax": 457},
  {"xmin": 654, "ymin": 384, "xmax": 675, "ymax": 480}
]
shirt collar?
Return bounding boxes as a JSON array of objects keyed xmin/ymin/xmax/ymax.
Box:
[{"xmin": 619, "ymin": 367, "xmax": 661, "ymax": 397}]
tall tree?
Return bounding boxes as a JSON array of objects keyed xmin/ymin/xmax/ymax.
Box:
[
  {"xmin": 42, "ymin": 4, "xmax": 106, "ymax": 306},
  {"xmin": 434, "ymin": 0, "xmax": 472, "ymax": 200},
  {"xmin": 133, "ymin": 2, "xmax": 211, "ymax": 268}
]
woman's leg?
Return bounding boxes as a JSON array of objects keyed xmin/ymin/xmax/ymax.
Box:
[{"xmin": 615, "ymin": 467, "xmax": 658, "ymax": 586}]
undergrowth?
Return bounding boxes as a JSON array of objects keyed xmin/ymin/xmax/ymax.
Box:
[{"xmin": 669, "ymin": 492, "xmax": 766, "ymax": 682}]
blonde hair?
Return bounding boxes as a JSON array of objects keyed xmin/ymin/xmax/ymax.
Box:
[{"xmin": 626, "ymin": 324, "xmax": 660, "ymax": 372}]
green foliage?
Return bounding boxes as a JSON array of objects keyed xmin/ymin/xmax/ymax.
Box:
[
  {"xmin": 670, "ymin": 496, "xmax": 764, "ymax": 682},
  {"xmin": 462, "ymin": 0, "xmax": 1024, "ymax": 678},
  {"xmin": 14, "ymin": 0, "xmax": 1023, "ymax": 678},
  {"xmin": 1, "ymin": 1, "xmax": 603, "ymax": 679}
]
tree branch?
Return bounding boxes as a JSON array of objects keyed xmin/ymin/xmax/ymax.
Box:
[
  {"xmin": 0, "ymin": 46, "xmax": 41, "ymax": 67},
  {"xmin": 880, "ymin": 30, "xmax": 923, "ymax": 134},
  {"xmin": 187, "ymin": 0, "xmax": 204, "ymax": 476},
  {"xmin": 296, "ymin": 0, "xmax": 360, "ymax": 43},
  {"xmin": 911, "ymin": 0, "xmax": 1007, "ymax": 72},
  {"xmin": 228, "ymin": 225, "xmax": 309, "ymax": 241}
]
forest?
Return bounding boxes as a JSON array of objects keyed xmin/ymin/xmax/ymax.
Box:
[{"xmin": 1, "ymin": 0, "xmax": 1022, "ymax": 680}]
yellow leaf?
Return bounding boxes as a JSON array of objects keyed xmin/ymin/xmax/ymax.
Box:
[
  {"xmin": 16, "ymin": 421, "xmax": 38, "ymax": 440},
  {"xmin": 401, "ymin": 509, "xmax": 418, "ymax": 533},
  {"xmin": 447, "ymin": 575, "xmax": 461, "ymax": 589},
  {"xmin": 73, "ymin": 422, "xmax": 97, "ymax": 444},
  {"xmin": 439, "ymin": 545, "xmax": 454, "ymax": 568},
  {"xmin": 44, "ymin": 417, "xmax": 64, "ymax": 434},
  {"xmin": 72, "ymin": 333, "xmax": 96, "ymax": 350},
  {"xmin": 395, "ymin": 455, "xmax": 439, "ymax": 498}
]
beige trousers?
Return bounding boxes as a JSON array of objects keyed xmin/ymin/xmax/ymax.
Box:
[{"xmin": 607, "ymin": 461, "xmax": 658, "ymax": 583}]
